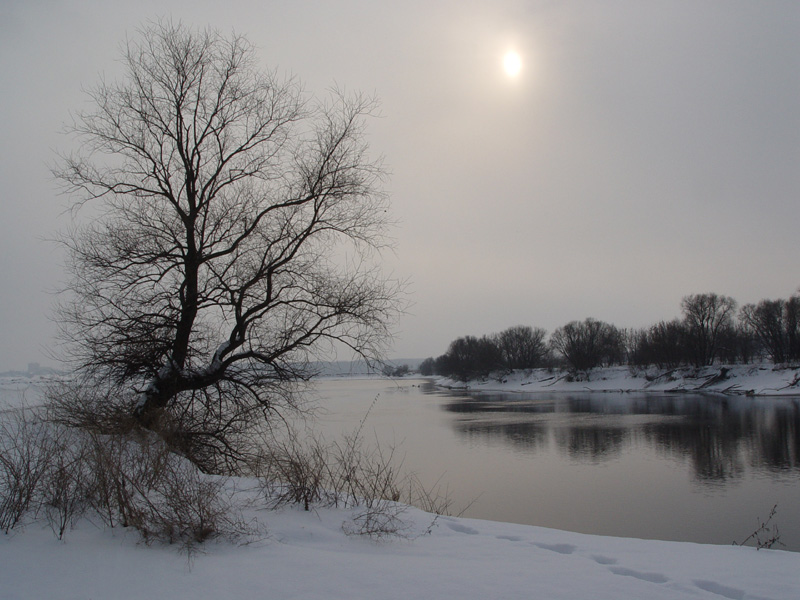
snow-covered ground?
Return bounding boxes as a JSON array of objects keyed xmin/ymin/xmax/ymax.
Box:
[
  {"xmin": 437, "ymin": 364, "xmax": 800, "ymax": 396},
  {"xmin": 2, "ymin": 369, "xmax": 799, "ymax": 599},
  {"xmin": 1, "ymin": 485, "xmax": 799, "ymax": 600}
]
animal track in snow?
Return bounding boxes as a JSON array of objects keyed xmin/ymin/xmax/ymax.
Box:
[
  {"xmin": 440, "ymin": 521, "xmax": 760, "ymax": 600},
  {"xmin": 609, "ymin": 566, "xmax": 669, "ymax": 584},
  {"xmin": 533, "ymin": 543, "xmax": 576, "ymax": 555},
  {"xmin": 446, "ymin": 522, "xmax": 479, "ymax": 535},
  {"xmin": 591, "ymin": 555, "xmax": 617, "ymax": 565},
  {"xmin": 693, "ymin": 580, "xmax": 746, "ymax": 600}
]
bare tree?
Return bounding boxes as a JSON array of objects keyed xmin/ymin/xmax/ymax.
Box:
[
  {"xmin": 740, "ymin": 300, "xmax": 785, "ymax": 363},
  {"xmin": 495, "ymin": 325, "xmax": 548, "ymax": 370},
  {"xmin": 635, "ymin": 319, "xmax": 688, "ymax": 369},
  {"xmin": 740, "ymin": 296, "xmax": 800, "ymax": 364},
  {"xmin": 437, "ymin": 335, "xmax": 503, "ymax": 381},
  {"xmin": 681, "ymin": 293, "xmax": 737, "ymax": 367},
  {"xmin": 549, "ymin": 318, "xmax": 623, "ymax": 371},
  {"xmin": 53, "ymin": 21, "xmax": 402, "ymax": 471},
  {"xmin": 418, "ymin": 357, "xmax": 435, "ymax": 376}
]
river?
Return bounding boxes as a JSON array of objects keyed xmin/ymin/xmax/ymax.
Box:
[{"xmin": 308, "ymin": 377, "xmax": 800, "ymax": 551}]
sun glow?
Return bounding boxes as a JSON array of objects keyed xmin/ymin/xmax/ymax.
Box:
[{"xmin": 502, "ymin": 51, "xmax": 522, "ymax": 77}]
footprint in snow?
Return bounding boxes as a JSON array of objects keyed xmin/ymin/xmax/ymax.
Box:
[
  {"xmin": 591, "ymin": 555, "xmax": 617, "ymax": 565},
  {"xmin": 496, "ymin": 535, "xmax": 524, "ymax": 542},
  {"xmin": 608, "ymin": 567, "xmax": 669, "ymax": 584},
  {"xmin": 693, "ymin": 580, "xmax": 746, "ymax": 600},
  {"xmin": 446, "ymin": 522, "xmax": 479, "ymax": 535},
  {"xmin": 533, "ymin": 542, "xmax": 576, "ymax": 555}
]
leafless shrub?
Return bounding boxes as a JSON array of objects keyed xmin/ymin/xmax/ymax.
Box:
[
  {"xmin": 256, "ymin": 425, "xmax": 403, "ymax": 512},
  {"xmin": 331, "ymin": 431, "xmax": 403, "ymax": 508},
  {"xmin": 3, "ymin": 402, "xmax": 254, "ymax": 552},
  {"xmin": 257, "ymin": 432, "xmax": 330, "ymax": 511},
  {"xmin": 342, "ymin": 501, "xmax": 410, "ymax": 540},
  {"xmin": 404, "ymin": 474, "xmax": 454, "ymax": 517},
  {"xmin": 733, "ymin": 504, "xmax": 785, "ymax": 550},
  {"xmin": 136, "ymin": 459, "xmax": 250, "ymax": 554},
  {"xmin": 46, "ymin": 376, "xmax": 305, "ymax": 476},
  {"xmin": 82, "ymin": 432, "xmax": 252, "ymax": 554},
  {"xmin": 255, "ymin": 418, "xmax": 451, "ymax": 539},
  {"xmin": 0, "ymin": 409, "xmax": 58, "ymax": 533},
  {"xmin": 82, "ymin": 432, "xmax": 148, "ymax": 529},
  {"xmin": 41, "ymin": 427, "xmax": 92, "ymax": 539},
  {"xmin": 45, "ymin": 378, "xmax": 137, "ymax": 436}
]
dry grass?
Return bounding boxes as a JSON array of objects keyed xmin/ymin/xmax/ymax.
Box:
[{"xmin": 0, "ymin": 408, "xmax": 254, "ymax": 554}]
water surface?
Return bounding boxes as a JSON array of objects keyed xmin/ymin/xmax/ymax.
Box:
[{"xmin": 311, "ymin": 377, "xmax": 800, "ymax": 550}]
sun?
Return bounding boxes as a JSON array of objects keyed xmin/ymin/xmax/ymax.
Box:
[{"xmin": 502, "ymin": 51, "xmax": 522, "ymax": 78}]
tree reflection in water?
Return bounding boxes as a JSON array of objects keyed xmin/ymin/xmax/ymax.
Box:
[{"xmin": 442, "ymin": 392, "xmax": 800, "ymax": 484}]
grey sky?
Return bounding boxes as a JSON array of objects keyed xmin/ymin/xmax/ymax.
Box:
[{"xmin": 1, "ymin": 1, "xmax": 799, "ymax": 369}]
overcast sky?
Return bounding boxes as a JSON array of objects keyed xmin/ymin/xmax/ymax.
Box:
[{"xmin": 1, "ymin": 0, "xmax": 799, "ymax": 369}]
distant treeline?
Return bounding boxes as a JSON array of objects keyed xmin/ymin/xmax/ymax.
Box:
[{"xmin": 420, "ymin": 292, "xmax": 800, "ymax": 381}]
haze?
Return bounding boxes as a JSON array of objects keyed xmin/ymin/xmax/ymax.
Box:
[{"xmin": 1, "ymin": 1, "xmax": 799, "ymax": 369}]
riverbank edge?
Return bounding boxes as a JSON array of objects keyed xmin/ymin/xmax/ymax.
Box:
[{"xmin": 434, "ymin": 363, "xmax": 800, "ymax": 396}]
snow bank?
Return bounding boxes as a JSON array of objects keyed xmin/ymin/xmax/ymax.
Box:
[
  {"xmin": 437, "ymin": 364, "xmax": 800, "ymax": 396},
  {"xmin": 1, "ymin": 486, "xmax": 798, "ymax": 600}
]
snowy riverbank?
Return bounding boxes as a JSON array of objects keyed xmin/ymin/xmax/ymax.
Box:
[
  {"xmin": 1, "ymin": 482, "xmax": 798, "ymax": 600},
  {"xmin": 436, "ymin": 364, "xmax": 800, "ymax": 396},
  {"xmin": 2, "ymin": 368, "xmax": 800, "ymax": 599}
]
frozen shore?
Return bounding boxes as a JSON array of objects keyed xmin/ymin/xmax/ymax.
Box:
[
  {"xmin": 436, "ymin": 363, "xmax": 800, "ymax": 396},
  {"xmin": 1, "ymin": 483, "xmax": 798, "ymax": 600}
]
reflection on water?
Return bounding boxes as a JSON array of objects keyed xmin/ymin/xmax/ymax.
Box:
[
  {"xmin": 311, "ymin": 379, "xmax": 800, "ymax": 550},
  {"xmin": 442, "ymin": 391, "xmax": 800, "ymax": 484}
]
